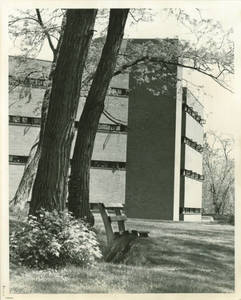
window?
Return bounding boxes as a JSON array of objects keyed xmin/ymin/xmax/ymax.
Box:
[
  {"xmin": 91, "ymin": 160, "xmax": 126, "ymax": 170},
  {"xmin": 21, "ymin": 117, "xmax": 29, "ymax": 124},
  {"xmin": 183, "ymin": 103, "xmax": 205, "ymax": 125},
  {"xmin": 32, "ymin": 118, "xmax": 41, "ymax": 125},
  {"xmin": 12, "ymin": 116, "xmax": 21, "ymax": 123},
  {"xmin": 180, "ymin": 207, "xmax": 201, "ymax": 214},
  {"xmin": 120, "ymin": 124, "xmax": 127, "ymax": 132},
  {"xmin": 9, "ymin": 155, "xmax": 28, "ymax": 164},
  {"xmin": 109, "ymin": 87, "xmax": 129, "ymax": 97},
  {"xmin": 182, "ymin": 136, "xmax": 203, "ymax": 153}
]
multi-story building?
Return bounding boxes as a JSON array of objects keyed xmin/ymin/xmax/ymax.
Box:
[{"xmin": 9, "ymin": 39, "xmax": 204, "ymax": 221}]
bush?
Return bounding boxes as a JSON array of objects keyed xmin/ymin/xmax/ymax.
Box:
[{"xmin": 10, "ymin": 209, "xmax": 102, "ymax": 269}]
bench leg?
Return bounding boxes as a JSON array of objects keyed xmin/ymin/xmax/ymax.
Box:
[
  {"xmin": 114, "ymin": 208, "xmax": 126, "ymax": 233},
  {"xmin": 98, "ymin": 203, "xmax": 114, "ymax": 246}
]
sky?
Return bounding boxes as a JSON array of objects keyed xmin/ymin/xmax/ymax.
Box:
[{"xmin": 8, "ymin": 7, "xmax": 239, "ymax": 138}]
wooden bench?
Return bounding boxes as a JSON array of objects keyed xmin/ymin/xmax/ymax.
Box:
[{"xmin": 90, "ymin": 202, "xmax": 149, "ymax": 247}]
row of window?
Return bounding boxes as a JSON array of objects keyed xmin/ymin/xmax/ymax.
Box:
[
  {"xmin": 9, "ymin": 115, "xmax": 41, "ymax": 126},
  {"xmin": 80, "ymin": 87, "xmax": 129, "ymax": 98},
  {"xmin": 183, "ymin": 103, "xmax": 205, "ymax": 125},
  {"xmin": 9, "ymin": 76, "xmax": 129, "ymax": 96},
  {"xmin": 181, "ymin": 169, "xmax": 204, "ymax": 181},
  {"xmin": 91, "ymin": 160, "xmax": 126, "ymax": 170},
  {"xmin": 9, "ymin": 115, "xmax": 127, "ymax": 133},
  {"xmin": 9, "ymin": 75, "xmax": 47, "ymax": 89},
  {"xmin": 180, "ymin": 207, "xmax": 201, "ymax": 214},
  {"xmin": 9, "ymin": 155, "xmax": 126, "ymax": 170},
  {"xmin": 182, "ymin": 136, "xmax": 203, "ymax": 153},
  {"xmin": 75, "ymin": 121, "xmax": 127, "ymax": 133},
  {"xmin": 109, "ymin": 87, "xmax": 129, "ymax": 97}
]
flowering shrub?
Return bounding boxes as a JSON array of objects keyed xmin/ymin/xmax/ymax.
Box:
[{"xmin": 10, "ymin": 209, "xmax": 102, "ymax": 269}]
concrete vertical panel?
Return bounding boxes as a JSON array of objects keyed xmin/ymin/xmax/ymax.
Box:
[
  {"xmin": 185, "ymin": 146, "xmax": 203, "ymax": 174},
  {"xmin": 70, "ymin": 131, "xmax": 127, "ymax": 162},
  {"xmin": 185, "ymin": 88, "xmax": 204, "ymax": 118},
  {"xmin": 184, "ymin": 177, "xmax": 202, "ymax": 208},
  {"xmin": 9, "ymin": 87, "xmax": 45, "ymax": 117},
  {"xmin": 9, "ymin": 164, "xmax": 25, "ymax": 200},
  {"xmin": 185, "ymin": 115, "xmax": 203, "ymax": 145},
  {"xmin": 183, "ymin": 214, "xmax": 201, "ymax": 222},
  {"xmin": 173, "ymin": 65, "xmax": 183, "ymax": 221},
  {"xmin": 9, "ymin": 125, "xmax": 39, "ymax": 155},
  {"xmin": 90, "ymin": 169, "xmax": 125, "ymax": 205}
]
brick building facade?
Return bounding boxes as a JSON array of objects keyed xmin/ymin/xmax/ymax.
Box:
[{"xmin": 9, "ymin": 40, "xmax": 204, "ymax": 221}]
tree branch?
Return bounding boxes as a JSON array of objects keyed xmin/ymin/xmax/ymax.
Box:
[
  {"xmin": 113, "ymin": 55, "xmax": 233, "ymax": 93},
  {"xmin": 8, "ymin": 16, "xmax": 39, "ymax": 26},
  {"xmin": 113, "ymin": 56, "xmax": 149, "ymax": 77},
  {"xmin": 103, "ymin": 109, "xmax": 127, "ymax": 125},
  {"xmin": 35, "ymin": 9, "xmax": 56, "ymax": 56}
]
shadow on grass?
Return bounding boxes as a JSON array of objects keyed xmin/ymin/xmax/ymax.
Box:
[{"xmin": 9, "ymin": 215, "xmax": 234, "ymax": 293}]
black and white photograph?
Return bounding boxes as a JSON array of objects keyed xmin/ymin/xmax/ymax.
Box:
[{"xmin": 0, "ymin": 1, "xmax": 240, "ymax": 297}]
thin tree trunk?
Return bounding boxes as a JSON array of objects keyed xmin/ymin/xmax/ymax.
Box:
[
  {"xmin": 10, "ymin": 14, "xmax": 66, "ymax": 210},
  {"xmin": 68, "ymin": 9, "xmax": 129, "ymax": 224},
  {"xmin": 29, "ymin": 9, "xmax": 97, "ymax": 215},
  {"xmin": 10, "ymin": 136, "xmax": 39, "ymax": 210}
]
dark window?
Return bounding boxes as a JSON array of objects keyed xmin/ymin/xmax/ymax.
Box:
[
  {"xmin": 9, "ymin": 155, "xmax": 126, "ymax": 170},
  {"xmin": 182, "ymin": 136, "xmax": 203, "ymax": 153},
  {"xmin": 32, "ymin": 118, "xmax": 41, "ymax": 125},
  {"xmin": 183, "ymin": 103, "xmax": 204, "ymax": 125},
  {"xmin": 180, "ymin": 207, "xmax": 201, "ymax": 214},
  {"xmin": 9, "ymin": 115, "xmax": 127, "ymax": 134},
  {"xmin": 21, "ymin": 117, "xmax": 29, "ymax": 124},
  {"xmin": 120, "ymin": 124, "xmax": 127, "ymax": 132},
  {"xmin": 109, "ymin": 87, "xmax": 129, "ymax": 97},
  {"xmin": 9, "ymin": 155, "xmax": 28, "ymax": 164},
  {"xmin": 12, "ymin": 116, "xmax": 21, "ymax": 123},
  {"xmin": 91, "ymin": 160, "xmax": 126, "ymax": 170}
]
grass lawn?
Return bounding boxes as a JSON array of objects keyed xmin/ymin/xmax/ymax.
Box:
[{"xmin": 10, "ymin": 215, "xmax": 234, "ymax": 293}]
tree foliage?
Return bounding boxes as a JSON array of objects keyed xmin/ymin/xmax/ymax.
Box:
[{"xmin": 10, "ymin": 209, "xmax": 102, "ymax": 269}]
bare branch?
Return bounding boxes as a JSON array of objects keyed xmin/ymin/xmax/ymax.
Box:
[
  {"xmin": 103, "ymin": 109, "xmax": 127, "ymax": 125},
  {"xmin": 113, "ymin": 56, "xmax": 234, "ymax": 93},
  {"xmin": 35, "ymin": 9, "xmax": 56, "ymax": 56}
]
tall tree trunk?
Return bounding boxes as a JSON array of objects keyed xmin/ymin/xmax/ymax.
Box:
[
  {"xmin": 68, "ymin": 9, "xmax": 129, "ymax": 224},
  {"xmin": 29, "ymin": 9, "xmax": 97, "ymax": 215},
  {"xmin": 10, "ymin": 14, "xmax": 67, "ymax": 210}
]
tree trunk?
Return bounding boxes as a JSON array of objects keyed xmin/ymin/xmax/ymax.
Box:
[
  {"xmin": 10, "ymin": 136, "xmax": 39, "ymax": 210},
  {"xmin": 10, "ymin": 13, "xmax": 67, "ymax": 210},
  {"xmin": 68, "ymin": 9, "xmax": 129, "ymax": 224},
  {"xmin": 29, "ymin": 9, "xmax": 97, "ymax": 215}
]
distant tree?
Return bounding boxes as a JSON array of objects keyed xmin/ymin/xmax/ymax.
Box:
[{"xmin": 203, "ymin": 131, "xmax": 235, "ymax": 215}]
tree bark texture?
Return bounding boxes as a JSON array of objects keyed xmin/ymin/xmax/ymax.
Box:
[
  {"xmin": 68, "ymin": 9, "xmax": 129, "ymax": 224},
  {"xmin": 29, "ymin": 9, "xmax": 97, "ymax": 215},
  {"xmin": 10, "ymin": 14, "xmax": 67, "ymax": 210}
]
